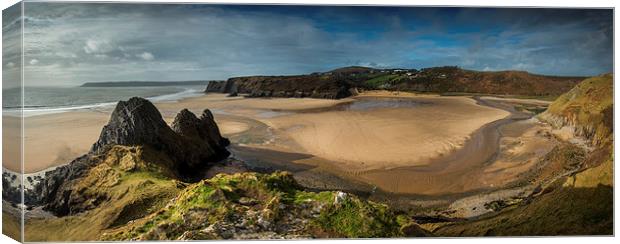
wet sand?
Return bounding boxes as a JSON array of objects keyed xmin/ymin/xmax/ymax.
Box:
[{"xmin": 261, "ymin": 95, "xmax": 509, "ymax": 170}]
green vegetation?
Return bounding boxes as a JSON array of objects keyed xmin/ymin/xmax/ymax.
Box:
[
  {"xmin": 316, "ymin": 194, "xmax": 401, "ymax": 237},
  {"xmin": 364, "ymin": 74, "xmax": 402, "ymax": 88},
  {"xmin": 102, "ymin": 171, "xmax": 416, "ymax": 240}
]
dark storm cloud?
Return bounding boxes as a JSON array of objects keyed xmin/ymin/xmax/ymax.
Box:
[{"xmin": 7, "ymin": 3, "xmax": 613, "ymax": 86}]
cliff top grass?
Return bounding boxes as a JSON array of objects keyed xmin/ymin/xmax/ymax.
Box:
[
  {"xmin": 546, "ymin": 74, "xmax": 613, "ymax": 115},
  {"xmin": 103, "ymin": 171, "xmax": 421, "ymax": 240}
]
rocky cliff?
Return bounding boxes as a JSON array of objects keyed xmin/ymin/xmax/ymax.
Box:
[
  {"xmin": 538, "ymin": 73, "xmax": 613, "ymax": 188},
  {"xmin": 538, "ymin": 74, "xmax": 613, "ymax": 146},
  {"xmin": 206, "ymin": 76, "xmax": 353, "ymax": 99},
  {"xmin": 30, "ymin": 97, "xmax": 230, "ymax": 215}
]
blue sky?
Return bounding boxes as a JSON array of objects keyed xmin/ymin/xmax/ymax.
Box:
[{"xmin": 2, "ymin": 3, "xmax": 613, "ymax": 86}]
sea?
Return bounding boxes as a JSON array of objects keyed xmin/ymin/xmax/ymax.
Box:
[{"xmin": 2, "ymin": 85, "xmax": 207, "ymax": 117}]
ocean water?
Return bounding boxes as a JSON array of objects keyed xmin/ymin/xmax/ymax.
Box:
[{"xmin": 2, "ymin": 85, "xmax": 206, "ymax": 117}]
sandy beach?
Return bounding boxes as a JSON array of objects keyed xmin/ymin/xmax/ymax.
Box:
[
  {"xmin": 5, "ymin": 91, "xmax": 557, "ymax": 197},
  {"xmin": 2, "ymin": 115, "xmax": 22, "ymax": 172},
  {"xmin": 261, "ymin": 95, "xmax": 509, "ymax": 170}
]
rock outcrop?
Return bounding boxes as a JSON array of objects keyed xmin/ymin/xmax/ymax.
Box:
[
  {"xmin": 29, "ymin": 97, "xmax": 230, "ymax": 215},
  {"xmin": 92, "ymin": 97, "xmax": 229, "ymax": 173},
  {"xmin": 205, "ymin": 80, "xmax": 239, "ymax": 94},
  {"xmin": 205, "ymin": 80, "xmax": 226, "ymax": 93}
]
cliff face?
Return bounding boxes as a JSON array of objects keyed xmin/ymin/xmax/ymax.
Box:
[
  {"xmin": 31, "ymin": 97, "xmax": 230, "ymax": 215},
  {"xmin": 206, "ymin": 76, "xmax": 353, "ymax": 99},
  {"xmin": 538, "ymin": 74, "xmax": 613, "ymax": 146},
  {"xmin": 538, "ymin": 73, "xmax": 614, "ymax": 189}
]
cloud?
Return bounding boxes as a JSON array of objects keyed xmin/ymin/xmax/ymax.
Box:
[
  {"xmin": 6, "ymin": 62, "xmax": 15, "ymax": 68},
  {"xmin": 83, "ymin": 39, "xmax": 115, "ymax": 54},
  {"xmin": 137, "ymin": 52, "xmax": 154, "ymax": 61},
  {"xmin": 15, "ymin": 3, "xmax": 613, "ymax": 86},
  {"xmin": 29, "ymin": 59, "xmax": 39, "ymax": 65}
]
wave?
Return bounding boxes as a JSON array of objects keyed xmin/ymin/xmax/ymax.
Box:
[{"xmin": 3, "ymin": 87, "xmax": 204, "ymax": 117}]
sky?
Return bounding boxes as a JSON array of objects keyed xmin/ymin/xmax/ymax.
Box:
[{"xmin": 2, "ymin": 3, "xmax": 614, "ymax": 87}]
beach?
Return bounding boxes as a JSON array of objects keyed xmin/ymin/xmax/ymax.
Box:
[{"xmin": 6, "ymin": 91, "xmax": 556, "ymax": 196}]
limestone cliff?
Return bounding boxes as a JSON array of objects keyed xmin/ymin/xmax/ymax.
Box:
[{"xmin": 538, "ymin": 74, "xmax": 613, "ymax": 146}]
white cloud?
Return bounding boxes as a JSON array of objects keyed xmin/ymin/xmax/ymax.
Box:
[
  {"xmin": 137, "ymin": 52, "xmax": 154, "ymax": 61},
  {"xmin": 6, "ymin": 62, "xmax": 15, "ymax": 68},
  {"xmin": 83, "ymin": 39, "xmax": 115, "ymax": 54},
  {"xmin": 29, "ymin": 59, "xmax": 39, "ymax": 65}
]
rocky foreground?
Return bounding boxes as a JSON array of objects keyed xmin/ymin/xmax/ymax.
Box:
[{"xmin": 102, "ymin": 171, "xmax": 429, "ymax": 240}]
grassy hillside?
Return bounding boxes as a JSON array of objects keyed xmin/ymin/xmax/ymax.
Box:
[
  {"xmin": 365, "ymin": 67, "xmax": 583, "ymax": 97},
  {"xmin": 102, "ymin": 171, "xmax": 427, "ymax": 240},
  {"xmin": 24, "ymin": 146, "xmax": 184, "ymax": 241}
]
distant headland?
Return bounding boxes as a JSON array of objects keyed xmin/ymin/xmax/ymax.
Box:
[{"xmin": 80, "ymin": 80, "xmax": 217, "ymax": 87}]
